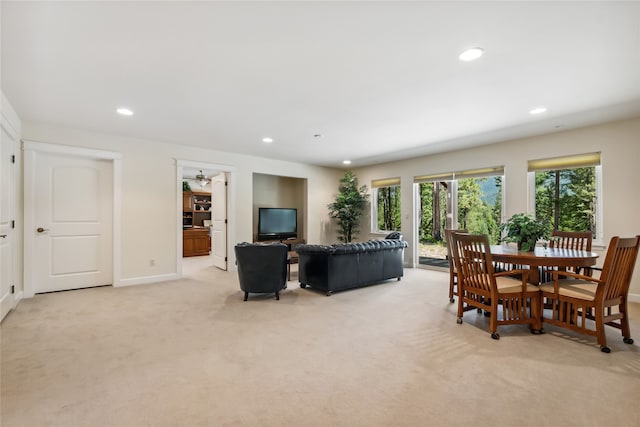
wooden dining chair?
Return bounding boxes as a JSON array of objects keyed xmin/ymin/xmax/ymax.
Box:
[
  {"xmin": 550, "ymin": 230, "xmax": 593, "ymax": 251},
  {"xmin": 445, "ymin": 228, "xmax": 467, "ymax": 303},
  {"xmin": 451, "ymin": 233, "xmax": 543, "ymax": 339},
  {"xmin": 550, "ymin": 230, "xmax": 593, "ymax": 273},
  {"xmin": 540, "ymin": 230, "xmax": 594, "ymax": 283},
  {"xmin": 539, "ymin": 235, "xmax": 640, "ymax": 353}
]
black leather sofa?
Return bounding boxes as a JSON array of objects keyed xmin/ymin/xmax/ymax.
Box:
[{"xmin": 295, "ymin": 239, "xmax": 408, "ymax": 295}]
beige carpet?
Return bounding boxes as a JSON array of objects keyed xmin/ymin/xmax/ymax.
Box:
[{"xmin": 2, "ymin": 261, "xmax": 640, "ymax": 427}]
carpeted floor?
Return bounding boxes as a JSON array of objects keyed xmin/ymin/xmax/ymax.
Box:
[{"xmin": 2, "ymin": 261, "xmax": 640, "ymax": 427}]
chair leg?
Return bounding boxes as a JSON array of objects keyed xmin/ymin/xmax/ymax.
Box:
[
  {"xmin": 243, "ymin": 291, "xmax": 249, "ymax": 301},
  {"xmin": 619, "ymin": 301, "xmax": 634, "ymax": 344},
  {"xmin": 275, "ymin": 291, "xmax": 280, "ymax": 301},
  {"xmin": 594, "ymin": 308, "xmax": 609, "ymax": 352},
  {"xmin": 456, "ymin": 290, "xmax": 464, "ymax": 322},
  {"xmin": 449, "ymin": 276, "xmax": 455, "ymax": 303},
  {"xmin": 489, "ymin": 303, "xmax": 499, "ymax": 339}
]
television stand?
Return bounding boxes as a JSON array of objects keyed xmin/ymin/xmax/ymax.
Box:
[{"xmin": 255, "ymin": 237, "xmax": 305, "ymax": 280}]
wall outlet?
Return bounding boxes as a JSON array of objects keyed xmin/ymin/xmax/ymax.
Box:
[{"xmin": 149, "ymin": 259, "xmax": 155, "ymax": 267}]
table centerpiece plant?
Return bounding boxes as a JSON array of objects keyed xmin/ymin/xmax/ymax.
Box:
[{"xmin": 500, "ymin": 213, "xmax": 550, "ymax": 251}]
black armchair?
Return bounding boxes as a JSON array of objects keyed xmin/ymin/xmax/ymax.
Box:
[
  {"xmin": 385, "ymin": 231, "xmax": 403, "ymax": 240},
  {"xmin": 235, "ymin": 242, "xmax": 288, "ymax": 301}
]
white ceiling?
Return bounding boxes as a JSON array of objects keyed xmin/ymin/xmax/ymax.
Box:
[{"xmin": 2, "ymin": 1, "xmax": 640, "ymax": 168}]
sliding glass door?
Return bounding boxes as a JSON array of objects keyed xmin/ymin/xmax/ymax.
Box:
[{"xmin": 415, "ymin": 170, "xmax": 503, "ymax": 268}]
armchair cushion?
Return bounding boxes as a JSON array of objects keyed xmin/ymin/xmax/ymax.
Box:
[{"xmin": 539, "ymin": 280, "xmax": 596, "ymax": 301}]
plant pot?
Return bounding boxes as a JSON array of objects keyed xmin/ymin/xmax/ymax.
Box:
[{"xmin": 518, "ymin": 240, "xmax": 536, "ymax": 251}]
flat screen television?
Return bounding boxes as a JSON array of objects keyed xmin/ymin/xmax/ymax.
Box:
[{"xmin": 258, "ymin": 207, "xmax": 297, "ymax": 241}]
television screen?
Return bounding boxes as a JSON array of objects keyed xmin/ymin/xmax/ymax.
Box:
[{"xmin": 258, "ymin": 208, "xmax": 297, "ymax": 240}]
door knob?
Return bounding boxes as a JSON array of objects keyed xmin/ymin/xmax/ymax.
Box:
[
  {"xmin": 0, "ymin": 234, "xmax": 6, "ymax": 238},
  {"xmin": 36, "ymin": 227, "xmax": 50, "ymax": 233}
]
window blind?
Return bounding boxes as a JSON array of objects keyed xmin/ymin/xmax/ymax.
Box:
[
  {"xmin": 454, "ymin": 166, "xmax": 504, "ymax": 179},
  {"xmin": 528, "ymin": 152, "xmax": 601, "ymax": 172},
  {"xmin": 413, "ymin": 172, "xmax": 455, "ymax": 183},
  {"xmin": 371, "ymin": 177, "xmax": 401, "ymax": 188},
  {"xmin": 414, "ymin": 166, "xmax": 503, "ymax": 183}
]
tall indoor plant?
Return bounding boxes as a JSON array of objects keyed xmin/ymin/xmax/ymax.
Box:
[
  {"xmin": 328, "ymin": 171, "xmax": 369, "ymax": 243},
  {"xmin": 500, "ymin": 213, "xmax": 550, "ymax": 251}
]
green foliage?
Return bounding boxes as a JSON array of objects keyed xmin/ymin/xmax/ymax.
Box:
[
  {"xmin": 377, "ymin": 185, "xmax": 401, "ymax": 231},
  {"xmin": 418, "ymin": 183, "xmax": 433, "ymax": 241},
  {"xmin": 500, "ymin": 213, "xmax": 550, "ymax": 251},
  {"xmin": 456, "ymin": 177, "xmax": 501, "ymax": 244},
  {"xmin": 535, "ymin": 167, "xmax": 596, "ymax": 234},
  {"xmin": 182, "ymin": 181, "xmax": 191, "ymax": 192},
  {"xmin": 455, "ymin": 178, "xmax": 497, "ymax": 243},
  {"xmin": 418, "ymin": 177, "xmax": 502, "ymax": 245},
  {"xmin": 328, "ymin": 171, "xmax": 369, "ymax": 242},
  {"xmin": 457, "ymin": 178, "xmax": 483, "ymax": 227},
  {"xmin": 418, "ymin": 182, "xmax": 447, "ymax": 243}
]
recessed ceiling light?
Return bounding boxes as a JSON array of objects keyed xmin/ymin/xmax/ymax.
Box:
[
  {"xmin": 529, "ymin": 106, "xmax": 548, "ymax": 115},
  {"xmin": 343, "ymin": 160, "xmax": 351, "ymax": 165},
  {"xmin": 116, "ymin": 107, "xmax": 134, "ymax": 116},
  {"xmin": 262, "ymin": 137, "xmax": 273, "ymax": 143},
  {"xmin": 459, "ymin": 47, "xmax": 484, "ymax": 62}
]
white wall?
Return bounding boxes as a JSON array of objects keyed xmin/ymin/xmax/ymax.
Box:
[
  {"xmin": 21, "ymin": 122, "xmax": 341, "ymax": 285},
  {"xmin": 353, "ymin": 116, "xmax": 640, "ymax": 298},
  {"xmin": 17, "ymin": 115, "xmax": 640, "ymax": 298}
]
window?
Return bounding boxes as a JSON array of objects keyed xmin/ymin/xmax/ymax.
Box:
[
  {"xmin": 372, "ymin": 178, "xmax": 401, "ymax": 232},
  {"xmin": 415, "ymin": 167, "xmax": 503, "ymax": 265},
  {"xmin": 529, "ymin": 152, "xmax": 601, "ymax": 241},
  {"xmin": 456, "ymin": 174, "xmax": 502, "ymax": 244}
]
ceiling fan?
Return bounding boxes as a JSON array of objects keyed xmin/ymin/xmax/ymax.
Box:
[{"xmin": 184, "ymin": 170, "xmax": 210, "ymax": 188}]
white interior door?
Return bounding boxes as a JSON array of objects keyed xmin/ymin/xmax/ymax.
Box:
[
  {"xmin": 211, "ymin": 173, "xmax": 227, "ymax": 270},
  {"xmin": 32, "ymin": 152, "xmax": 113, "ymax": 293},
  {"xmin": 0, "ymin": 125, "xmax": 16, "ymax": 320}
]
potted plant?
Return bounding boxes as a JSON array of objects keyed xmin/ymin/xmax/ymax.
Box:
[
  {"xmin": 500, "ymin": 213, "xmax": 550, "ymax": 251},
  {"xmin": 327, "ymin": 171, "xmax": 369, "ymax": 242}
]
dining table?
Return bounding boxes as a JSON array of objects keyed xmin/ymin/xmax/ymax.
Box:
[{"xmin": 489, "ymin": 245, "xmax": 599, "ymax": 285}]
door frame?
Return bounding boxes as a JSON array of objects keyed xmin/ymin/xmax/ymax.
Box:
[
  {"xmin": 23, "ymin": 140, "xmax": 122, "ymax": 297},
  {"xmin": 176, "ymin": 159, "xmax": 236, "ymax": 276},
  {"xmin": 1, "ymin": 99, "xmax": 20, "ymax": 318}
]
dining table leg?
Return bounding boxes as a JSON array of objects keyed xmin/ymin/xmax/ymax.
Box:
[{"xmin": 529, "ymin": 267, "xmax": 540, "ymax": 285}]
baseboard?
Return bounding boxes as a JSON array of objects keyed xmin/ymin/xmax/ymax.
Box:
[
  {"xmin": 13, "ymin": 290, "xmax": 23, "ymax": 306},
  {"xmin": 628, "ymin": 292, "xmax": 640, "ymax": 304},
  {"xmin": 116, "ymin": 273, "xmax": 180, "ymax": 287}
]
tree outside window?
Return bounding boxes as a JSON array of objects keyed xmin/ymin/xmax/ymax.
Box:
[
  {"xmin": 457, "ymin": 176, "xmax": 502, "ymax": 244},
  {"xmin": 418, "ymin": 175, "xmax": 502, "ymax": 247},
  {"xmin": 534, "ymin": 166, "xmax": 597, "ymax": 234},
  {"xmin": 374, "ymin": 185, "xmax": 401, "ymax": 232},
  {"xmin": 418, "ymin": 181, "xmax": 448, "ymax": 243}
]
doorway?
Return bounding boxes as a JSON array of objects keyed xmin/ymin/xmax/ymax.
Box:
[
  {"xmin": 176, "ymin": 160, "xmax": 235, "ymax": 276},
  {"xmin": 415, "ymin": 180, "xmax": 454, "ymax": 269}
]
